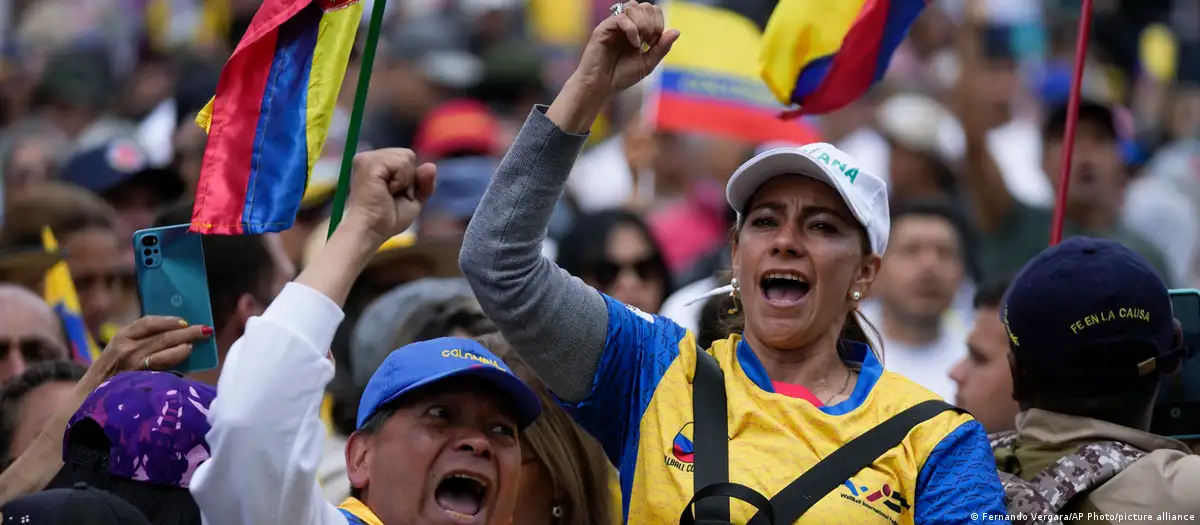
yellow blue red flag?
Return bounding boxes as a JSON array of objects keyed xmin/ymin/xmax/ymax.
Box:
[
  {"xmin": 192, "ymin": 0, "xmax": 362, "ymax": 235},
  {"xmin": 760, "ymin": 0, "xmax": 930, "ymax": 116},
  {"xmin": 41, "ymin": 227, "xmax": 101, "ymax": 364},
  {"xmin": 650, "ymin": 0, "xmax": 822, "ymax": 144}
]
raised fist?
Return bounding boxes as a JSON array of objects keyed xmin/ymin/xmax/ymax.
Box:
[{"xmin": 343, "ymin": 148, "xmax": 438, "ymax": 245}]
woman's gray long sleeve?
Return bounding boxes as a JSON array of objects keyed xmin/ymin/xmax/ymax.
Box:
[{"xmin": 458, "ymin": 106, "xmax": 609, "ymax": 404}]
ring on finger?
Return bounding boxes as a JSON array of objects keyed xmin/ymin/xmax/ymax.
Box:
[
  {"xmin": 143, "ymin": 355, "xmax": 152, "ymax": 371},
  {"xmin": 609, "ymin": 2, "xmax": 625, "ymax": 17}
]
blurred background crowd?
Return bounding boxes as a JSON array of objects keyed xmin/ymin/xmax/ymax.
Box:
[{"xmin": 0, "ymin": 0, "xmax": 1198, "ymax": 514}]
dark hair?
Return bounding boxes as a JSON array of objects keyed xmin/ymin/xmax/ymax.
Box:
[
  {"xmin": 477, "ymin": 334, "xmax": 615, "ymax": 525},
  {"xmin": 972, "ymin": 277, "xmax": 1012, "ymax": 310},
  {"xmin": 698, "ymin": 290, "xmax": 735, "ymax": 350},
  {"xmin": 154, "ymin": 200, "xmax": 276, "ymax": 331},
  {"xmin": 0, "ymin": 360, "xmax": 86, "ymax": 469},
  {"xmin": 409, "ymin": 298, "xmax": 497, "ymax": 346},
  {"xmin": 47, "ymin": 419, "xmax": 201, "ymax": 525},
  {"xmin": 556, "ymin": 210, "xmax": 674, "ymax": 303},
  {"xmin": 0, "ymin": 181, "xmax": 118, "ymax": 247},
  {"xmin": 890, "ymin": 198, "xmax": 979, "ymax": 281},
  {"xmin": 1012, "ymin": 341, "xmax": 1165, "ymax": 429},
  {"xmin": 1043, "ymin": 101, "xmax": 1117, "ymax": 144}
]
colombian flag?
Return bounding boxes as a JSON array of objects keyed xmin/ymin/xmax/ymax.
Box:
[
  {"xmin": 192, "ymin": 0, "xmax": 362, "ymax": 235},
  {"xmin": 760, "ymin": 0, "xmax": 929, "ymax": 116},
  {"xmin": 41, "ymin": 228, "xmax": 101, "ymax": 364},
  {"xmin": 649, "ymin": 0, "xmax": 821, "ymax": 145}
]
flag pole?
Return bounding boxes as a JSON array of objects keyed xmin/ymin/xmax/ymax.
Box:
[
  {"xmin": 1049, "ymin": 0, "xmax": 1094, "ymax": 246},
  {"xmin": 328, "ymin": 0, "xmax": 388, "ymax": 238}
]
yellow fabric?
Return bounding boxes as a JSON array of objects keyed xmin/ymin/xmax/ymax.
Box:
[
  {"xmin": 338, "ymin": 497, "xmax": 385, "ymax": 525},
  {"xmin": 626, "ymin": 335, "xmax": 973, "ymax": 524},
  {"xmin": 41, "ymin": 228, "xmax": 101, "ymax": 361},
  {"xmin": 759, "ymin": 0, "xmax": 867, "ymax": 104},
  {"xmin": 305, "ymin": 3, "xmax": 362, "ymax": 176},
  {"xmin": 528, "ymin": 0, "xmax": 587, "ymax": 47},
  {"xmin": 145, "ymin": 0, "xmax": 231, "ymax": 52},
  {"xmin": 661, "ymin": 1, "xmax": 762, "ymax": 76}
]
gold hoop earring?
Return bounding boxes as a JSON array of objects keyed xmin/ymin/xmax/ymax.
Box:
[{"xmin": 728, "ymin": 277, "xmax": 740, "ymax": 315}]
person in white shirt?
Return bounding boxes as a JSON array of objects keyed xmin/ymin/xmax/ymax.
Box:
[
  {"xmin": 861, "ymin": 200, "xmax": 970, "ymax": 401},
  {"xmin": 189, "ymin": 148, "xmax": 542, "ymax": 525}
]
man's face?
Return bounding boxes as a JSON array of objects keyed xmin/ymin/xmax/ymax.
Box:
[
  {"xmin": 1042, "ymin": 120, "xmax": 1124, "ymax": 213},
  {"xmin": 877, "ymin": 215, "xmax": 964, "ymax": 323},
  {"xmin": 950, "ymin": 307, "xmax": 1020, "ymax": 433},
  {"xmin": 348, "ymin": 378, "xmax": 522, "ymax": 525},
  {"xmin": 0, "ymin": 288, "xmax": 69, "ymax": 383}
]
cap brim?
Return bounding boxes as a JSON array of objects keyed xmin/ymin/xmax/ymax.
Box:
[
  {"xmin": 727, "ymin": 149, "xmax": 872, "ymax": 237},
  {"xmin": 365, "ymin": 365, "xmax": 542, "ymax": 429},
  {"xmin": 368, "ymin": 236, "xmax": 463, "ymax": 278},
  {"xmin": 0, "ymin": 248, "xmax": 62, "ymax": 285}
]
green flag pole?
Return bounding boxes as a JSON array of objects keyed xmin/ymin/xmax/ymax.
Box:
[{"xmin": 328, "ymin": 0, "xmax": 388, "ymax": 238}]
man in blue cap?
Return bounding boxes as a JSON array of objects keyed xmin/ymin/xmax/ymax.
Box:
[
  {"xmin": 994, "ymin": 237, "xmax": 1199, "ymax": 520},
  {"xmin": 190, "ymin": 147, "xmax": 542, "ymax": 525}
]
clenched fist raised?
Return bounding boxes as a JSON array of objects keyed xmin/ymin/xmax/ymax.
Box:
[{"xmin": 342, "ymin": 148, "xmax": 438, "ymax": 246}]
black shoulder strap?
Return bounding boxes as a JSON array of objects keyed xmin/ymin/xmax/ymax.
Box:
[
  {"xmin": 691, "ymin": 349, "xmax": 733, "ymax": 521},
  {"xmin": 687, "ymin": 349, "xmax": 961, "ymax": 525},
  {"xmin": 755, "ymin": 399, "xmax": 961, "ymax": 524}
]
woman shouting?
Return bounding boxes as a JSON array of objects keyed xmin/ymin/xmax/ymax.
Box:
[{"xmin": 459, "ymin": 2, "xmax": 1009, "ymax": 524}]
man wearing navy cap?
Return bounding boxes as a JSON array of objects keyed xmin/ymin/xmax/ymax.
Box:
[
  {"xmin": 995, "ymin": 237, "xmax": 1200, "ymax": 519},
  {"xmin": 190, "ymin": 147, "xmax": 541, "ymax": 525}
]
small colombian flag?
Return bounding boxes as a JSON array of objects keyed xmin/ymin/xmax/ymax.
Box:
[
  {"xmin": 41, "ymin": 228, "xmax": 101, "ymax": 364},
  {"xmin": 192, "ymin": 0, "xmax": 362, "ymax": 235},
  {"xmin": 760, "ymin": 0, "xmax": 929, "ymax": 117}
]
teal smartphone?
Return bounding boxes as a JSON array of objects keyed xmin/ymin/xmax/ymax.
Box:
[
  {"xmin": 132, "ymin": 224, "xmax": 218, "ymax": 373},
  {"xmin": 1152, "ymin": 289, "xmax": 1200, "ymax": 439}
]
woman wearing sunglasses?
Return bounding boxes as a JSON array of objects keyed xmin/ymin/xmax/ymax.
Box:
[
  {"xmin": 460, "ymin": 2, "xmax": 1008, "ymax": 524},
  {"xmin": 557, "ymin": 210, "xmax": 673, "ymax": 314}
]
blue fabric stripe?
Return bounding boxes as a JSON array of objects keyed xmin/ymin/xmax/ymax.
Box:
[
  {"xmin": 915, "ymin": 420, "xmax": 1011, "ymax": 524},
  {"xmin": 243, "ymin": 3, "xmax": 319, "ymax": 234},
  {"xmin": 735, "ymin": 339, "xmax": 881, "ymax": 414},
  {"xmin": 559, "ymin": 293, "xmax": 689, "ymax": 524},
  {"xmin": 872, "ymin": 0, "xmax": 929, "ymax": 80},
  {"xmin": 339, "ymin": 508, "xmax": 367, "ymax": 525},
  {"xmin": 790, "ymin": 54, "xmax": 834, "ymax": 102}
]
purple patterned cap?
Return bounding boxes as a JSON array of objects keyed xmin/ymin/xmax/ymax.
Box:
[{"xmin": 64, "ymin": 371, "xmax": 216, "ymax": 488}]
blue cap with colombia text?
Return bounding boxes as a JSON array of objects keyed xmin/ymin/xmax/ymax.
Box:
[
  {"xmin": 356, "ymin": 337, "xmax": 542, "ymax": 429},
  {"xmin": 1003, "ymin": 237, "xmax": 1177, "ymax": 379}
]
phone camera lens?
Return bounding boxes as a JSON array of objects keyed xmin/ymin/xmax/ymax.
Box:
[
  {"xmin": 142, "ymin": 236, "xmax": 158, "ymax": 247},
  {"xmin": 143, "ymin": 248, "xmax": 152, "ymax": 256},
  {"xmin": 144, "ymin": 257, "xmax": 154, "ymax": 266}
]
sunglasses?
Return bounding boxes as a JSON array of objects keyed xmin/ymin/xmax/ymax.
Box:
[
  {"xmin": 594, "ymin": 257, "xmax": 660, "ymax": 288},
  {"xmin": 0, "ymin": 337, "xmax": 68, "ymax": 362}
]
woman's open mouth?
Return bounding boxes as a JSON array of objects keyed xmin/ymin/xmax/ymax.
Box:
[
  {"xmin": 760, "ymin": 272, "xmax": 810, "ymax": 307},
  {"xmin": 434, "ymin": 473, "xmax": 488, "ymax": 523}
]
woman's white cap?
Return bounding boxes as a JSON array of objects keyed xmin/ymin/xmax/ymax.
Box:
[{"xmin": 725, "ymin": 142, "xmax": 891, "ymax": 256}]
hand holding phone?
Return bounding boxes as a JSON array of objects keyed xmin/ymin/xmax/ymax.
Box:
[
  {"xmin": 98, "ymin": 316, "xmax": 212, "ymax": 374},
  {"xmin": 133, "ymin": 225, "xmax": 219, "ymax": 373}
]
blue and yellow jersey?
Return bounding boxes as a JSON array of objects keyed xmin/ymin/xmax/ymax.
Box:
[
  {"xmin": 565, "ymin": 295, "xmax": 1009, "ymax": 524},
  {"xmin": 338, "ymin": 497, "xmax": 383, "ymax": 525}
]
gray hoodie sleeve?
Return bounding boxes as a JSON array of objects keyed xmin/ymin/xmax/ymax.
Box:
[{"xmin": 458, "ymin": 106, "xmax": 609, "ymax": 403}]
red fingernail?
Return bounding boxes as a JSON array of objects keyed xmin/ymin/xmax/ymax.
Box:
[{"xmin": 201, "ymin": 326, "xmax": 214, "ymax": 336}]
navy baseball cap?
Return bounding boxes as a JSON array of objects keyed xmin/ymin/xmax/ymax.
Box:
[
  {"xmin": 421, "ymin": 157, "xmax": 497, "ymax": 221},
  {"xmin": 1003, "ymin": 237, "xmax": 1177, "ymax": 380},
  {"xmin": 356, "ymin": 337, "xmax": 541, "ymax": 429},
  {"xmin": 0, "ymin": 482, "xmax": 152, "ymax": 525},
  {"xmin": 60, "ymin": 139, "xmax": 184, "ymax": 200}
]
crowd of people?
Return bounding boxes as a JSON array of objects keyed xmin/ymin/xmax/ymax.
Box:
[{"xmin": 0, "ymin": 0, "xmax": 1199, "ymax": 523}]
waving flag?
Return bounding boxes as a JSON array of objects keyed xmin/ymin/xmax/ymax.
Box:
[
  {"xmin": 649, "ymin": 0, "xmax": 821, "ymax": 145},
  {"xmin": 192, "ymin": 0, "xmax": 362, "ymax": 235},
  {"xmin": 760, "ymin": 0, "xmax": 929, "ymax": 116},
  {"xmin": 41, "ymin": 228, "xmax": 100, "ymax": 364}
]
